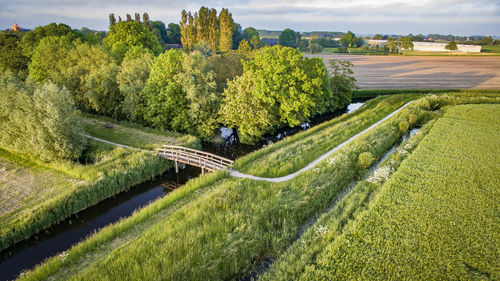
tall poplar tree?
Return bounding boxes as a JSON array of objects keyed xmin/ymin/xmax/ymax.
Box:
[
  {"xmin": 109, "ymin": 14, "xmax": 116, "ymax": 26},
  {"xmin": 218, "ymin": 8, "xmax": 233, "ymax": 52},
  {"xmin": 195, "ymin": 7, "xmax": 210, "ymax": 43},
  {"xmin": 180, "ymin": 10, "xmax": 196, "ymax": 51},
  {"xmin": 208, "ymin": 8, "xmax": 218, "ymax": 51}
]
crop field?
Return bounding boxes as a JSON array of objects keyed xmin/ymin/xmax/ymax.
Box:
[
  {"xmin": 0, "ymin": 118, "xmax": 198, "ymax": 251},
  {"xmin": 18, "ymin": 92, "xmax": 500, "ymax": 281},
  {"xmin": 307, "ymin": 54, "xmax": 500, "ymax": 89},
  {"xmin": 264, "ymin": 103, "xmax": 500, "ymax": 280}
]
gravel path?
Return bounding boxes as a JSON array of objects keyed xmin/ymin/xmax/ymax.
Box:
[{"xmin": 229, "ymin": 100, "xmax": 415, "ymax": 182}]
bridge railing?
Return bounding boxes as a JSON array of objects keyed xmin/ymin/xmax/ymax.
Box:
[{"xmin": 157, "ymin": 145, "xmax": 234, "ymax": 170}]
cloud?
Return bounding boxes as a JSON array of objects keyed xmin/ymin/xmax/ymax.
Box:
[{"xmin": 0, "ymin": 0, "xmax": 498, "ymax": 35}]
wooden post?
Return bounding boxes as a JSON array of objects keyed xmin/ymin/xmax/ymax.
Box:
[
  {"xmin": 202, "ymin": 168, "xmax": 205, "ymax": 175},
  {"xmin": 175, "ymin": 161, "xmax": 178, "ymax": 173}
]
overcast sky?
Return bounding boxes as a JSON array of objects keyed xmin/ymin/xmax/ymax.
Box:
[{"xmin": 1, "ymin": 0, "xmax": 499, "ymax": 36}]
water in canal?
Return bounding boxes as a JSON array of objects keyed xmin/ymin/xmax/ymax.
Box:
[{"xmin": 0, "ymin": 101, "xmax": 365, "ymax": 281}]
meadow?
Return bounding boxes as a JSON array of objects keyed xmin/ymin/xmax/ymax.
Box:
[
  {"xmin": 18, "ymin": 92, "xmax": 500, "ymax": 280},
  {"xmin": 262, "ymin": 103, "xmax": 500, "ymax": 280},
  {"xmin": 0, "ymin": 117, "xmax": 198, "ymax": 251}
]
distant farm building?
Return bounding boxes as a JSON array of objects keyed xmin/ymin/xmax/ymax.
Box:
[
  {"xmin": 367, "ymin": 40, "xmax": 482, "ymax": 53},
  {"xmin": 166, "ymin": 44, "xmax": 181, "ymax": 50}
]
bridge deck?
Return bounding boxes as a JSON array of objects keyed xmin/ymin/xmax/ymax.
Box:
[{"xmin": 157, "ymin": 145, "xmax": 233, "ymax": 174}]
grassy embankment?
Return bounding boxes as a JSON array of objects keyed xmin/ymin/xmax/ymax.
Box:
[
  {"xmin": 18, "ymin": 93, "xmax": 473, "ymax": 281},
  {"xmin": 261, "ymin": 102, "xmax": 500, "ymax": 280},
  {"xmin": 0, "ymin": 116, "xmax": 199, "ymax": 251},
  {"xmin": 234, "ymin": 94, "xmax": 417, "ymax": 177}
]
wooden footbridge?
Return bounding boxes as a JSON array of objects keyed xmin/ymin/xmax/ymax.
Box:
[{"xmin": 157, "ymin": 145, "xmax": 234, "ymax": 175}]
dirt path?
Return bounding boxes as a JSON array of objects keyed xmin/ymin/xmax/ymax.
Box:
[
  {"xmin": 306, "ymin": 54, "xmax": 500, "ymax": 89},
  {"xmin": 229, "ymin": 100, "xmax": 415, "ymax": 182}
]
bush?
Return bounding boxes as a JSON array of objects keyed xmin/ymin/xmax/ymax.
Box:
[
  {"xmin": 399, "ymin": 120, "xmax": 409, "ymax": 134},
  {"xmin": 0, "ymin": 72, "xmax": 85, "ymax": 161},
  {"xmin": 358, "ymin": 152, "xmax": 374, "ymax": 169}
]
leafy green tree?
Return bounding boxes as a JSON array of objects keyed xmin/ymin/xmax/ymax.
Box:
[
  {"xmin": 141, "ymin": 49, "xmax": 189, "ymax": 131},
  {"xmin": 83, "ymin": 62, "xmax": 122, "ymax": 117},
  {"xmin": 103, "ymin": 20, "xmax": 161, "ymax": 61},
  {"xmin": 308, "ymin": 43, "xmax": 322, "ymax": 53},
  {"xmin": 220, "ymin": 46, "xmax": 332, "ymax": 143},
  {"xmin": 0, "ymin": 72, "xmax": 85, "ymax": 161},
  {"xmin": 177, "ymin": 52, "xmax": 220, "ymax": 139},
  {"xmin": 397, "ymin": 36, "xmax": 413, "ymax": 55},
  {"xmin": 208, "ymin": 51, "xmax": 245, "ymax": 93},
  {"xmin": 279, "ymin": 28, "xmax": 297, "ymax": 48},
  {"xmin": 328, "ymin": 59, "xmax": 356, "ymax": 109},
  {"xmin": 193, "ymin": 40, "xmax": 213, "ymax": 56},
  {"xmin": 109, "ymin": 13, "xmax": 117, "ymax": 26},
  {"xmin": 481, "ymin": 36, "xmax": 493, "ymax": 46},
  {"xmin": 340, "ymin": 31, "xmax": 357, "ymax": 48},
  {"xmin": 28, "ymin": 35, "xmax": 74, "ymax": 85},
  {"xmin": 180, "ymin": 10, "xmax": 197, "ymax": 52},
  {"xmin": 219, "ymin": 8, "xmax": 233, "ymax": 52},
  {"xmin": 386, "ymin": 37, "xmax": 397, "ymax": 54},
  {"xmin": 231, "ymin": 22, "xmax": 243, "ymax": 50},
  {"xmin": 166, "ymin": 23, "xmax": 181, "ymax": 44},
  {"xmin": 195, "ymin": 7, "xmax": 210, "ymax": 43},
  {"xmin": 20, "ymin": 23, "xmax": 81, "ymax": 58},
  {"xmin": 29, "ymin": 38, "xmax": 121, "ymax": 116},
  {"xmin": 242, "ymin": 27, "xmax": 259, "ymax": 42},
  {"xmin": 149, "ymin": 21, "xmax": 169, "ymax": 47},
  {"xmin": 0, "ymin": 32, "xmax": 28, "ymax": 72},
  {"xmin": 208, "ymin": 9, "xmax": 218, "ymax": 51},
  {"xmin": 250, "ymin": 35, "xmax": 261, "ymax": 49},
  {"xmin": 219, "ymin": 73, "xmax": 278, "ymax": 144},
  {"xmin": 373, "ymin": 34, "xmax": 383, "ymax": 40},
  {"xmin": 117, "ymin": 47, "xmax": 153, "ymax": 122},
  {"xmin": 238, "ymin": 39, "xmax": 252, "ymax": 53},
  {"xmin": 298, "ymin": 39, "xmax": 309, "ymax": 52},
  {"xmin": 445, "ymin": 41, "xmax": 458, "ymax": 53}
]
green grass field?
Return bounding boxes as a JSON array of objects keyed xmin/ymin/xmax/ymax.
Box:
[
  {"xmin": 264, "ymin": 104, "xmax": 500, "ymax": 280},
  {"xmin": 0, "ymin": 117, "xmax": 198, "ymax": 251},
  {"xmin": 80, "ymin": 113, "xmax": 199, "ymax": 150},
  {"xmin": 481, "ymin": 45, "xmax": 500, "ymax": 53},
  {"xmin": 15, "ymin": 93, "xmax": 500, "ymax": 280}
]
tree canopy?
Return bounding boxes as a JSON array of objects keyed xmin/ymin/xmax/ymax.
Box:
[
  {"xmin": 0, "ymin": 32, "xmax": 28, "ymax": 72},
  {"xmin": 445, "ymin": 41, "xmax": 458, "ymax": 53},
  {"xmin": 103, "ymin": 20, "xmax": 161, "ymax": 61},
  {"xmin": 220, "ymin": 46, "xmax": 333, "ymax": 143},
  {"xmin": 20, "ymin": 22, "xmax": 82, "ymax": 58},
  {"xmin": 278, "ymin": 28, "xmax": 297, "ymax": 48},
  {"xmin": 0, "ymin": 72, "xmax": 84, "ymax": 161}
]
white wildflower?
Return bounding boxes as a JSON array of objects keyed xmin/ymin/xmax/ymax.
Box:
[
  {"xmin": 367, "ymin": 165, "xmax": 394, "ymax": 184},
  {"xmin": 314, "ymin": 225, "xmax": 328, "ymax": 237},
  {"xmin": 59, "ymin": 251, "xmax": 69, "ymax": 262}
]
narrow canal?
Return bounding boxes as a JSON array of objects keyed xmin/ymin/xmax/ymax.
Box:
[{"xmin": 0, "ymin": 101, "xmax": 365, "ymax": 281}]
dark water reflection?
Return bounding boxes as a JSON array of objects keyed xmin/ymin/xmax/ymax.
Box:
[{"xmin": 0, "ymin": 100, "xmax": 366, "ymax": 281}]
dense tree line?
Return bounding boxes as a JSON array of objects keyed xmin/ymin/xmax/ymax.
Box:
[
  {"xmin": 0, "ymin": 7, "xmax": 357, "ymax": 159},
  {"xmin": 179, "ymin": 7, "xmax": 243, "ymax": 53}
]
